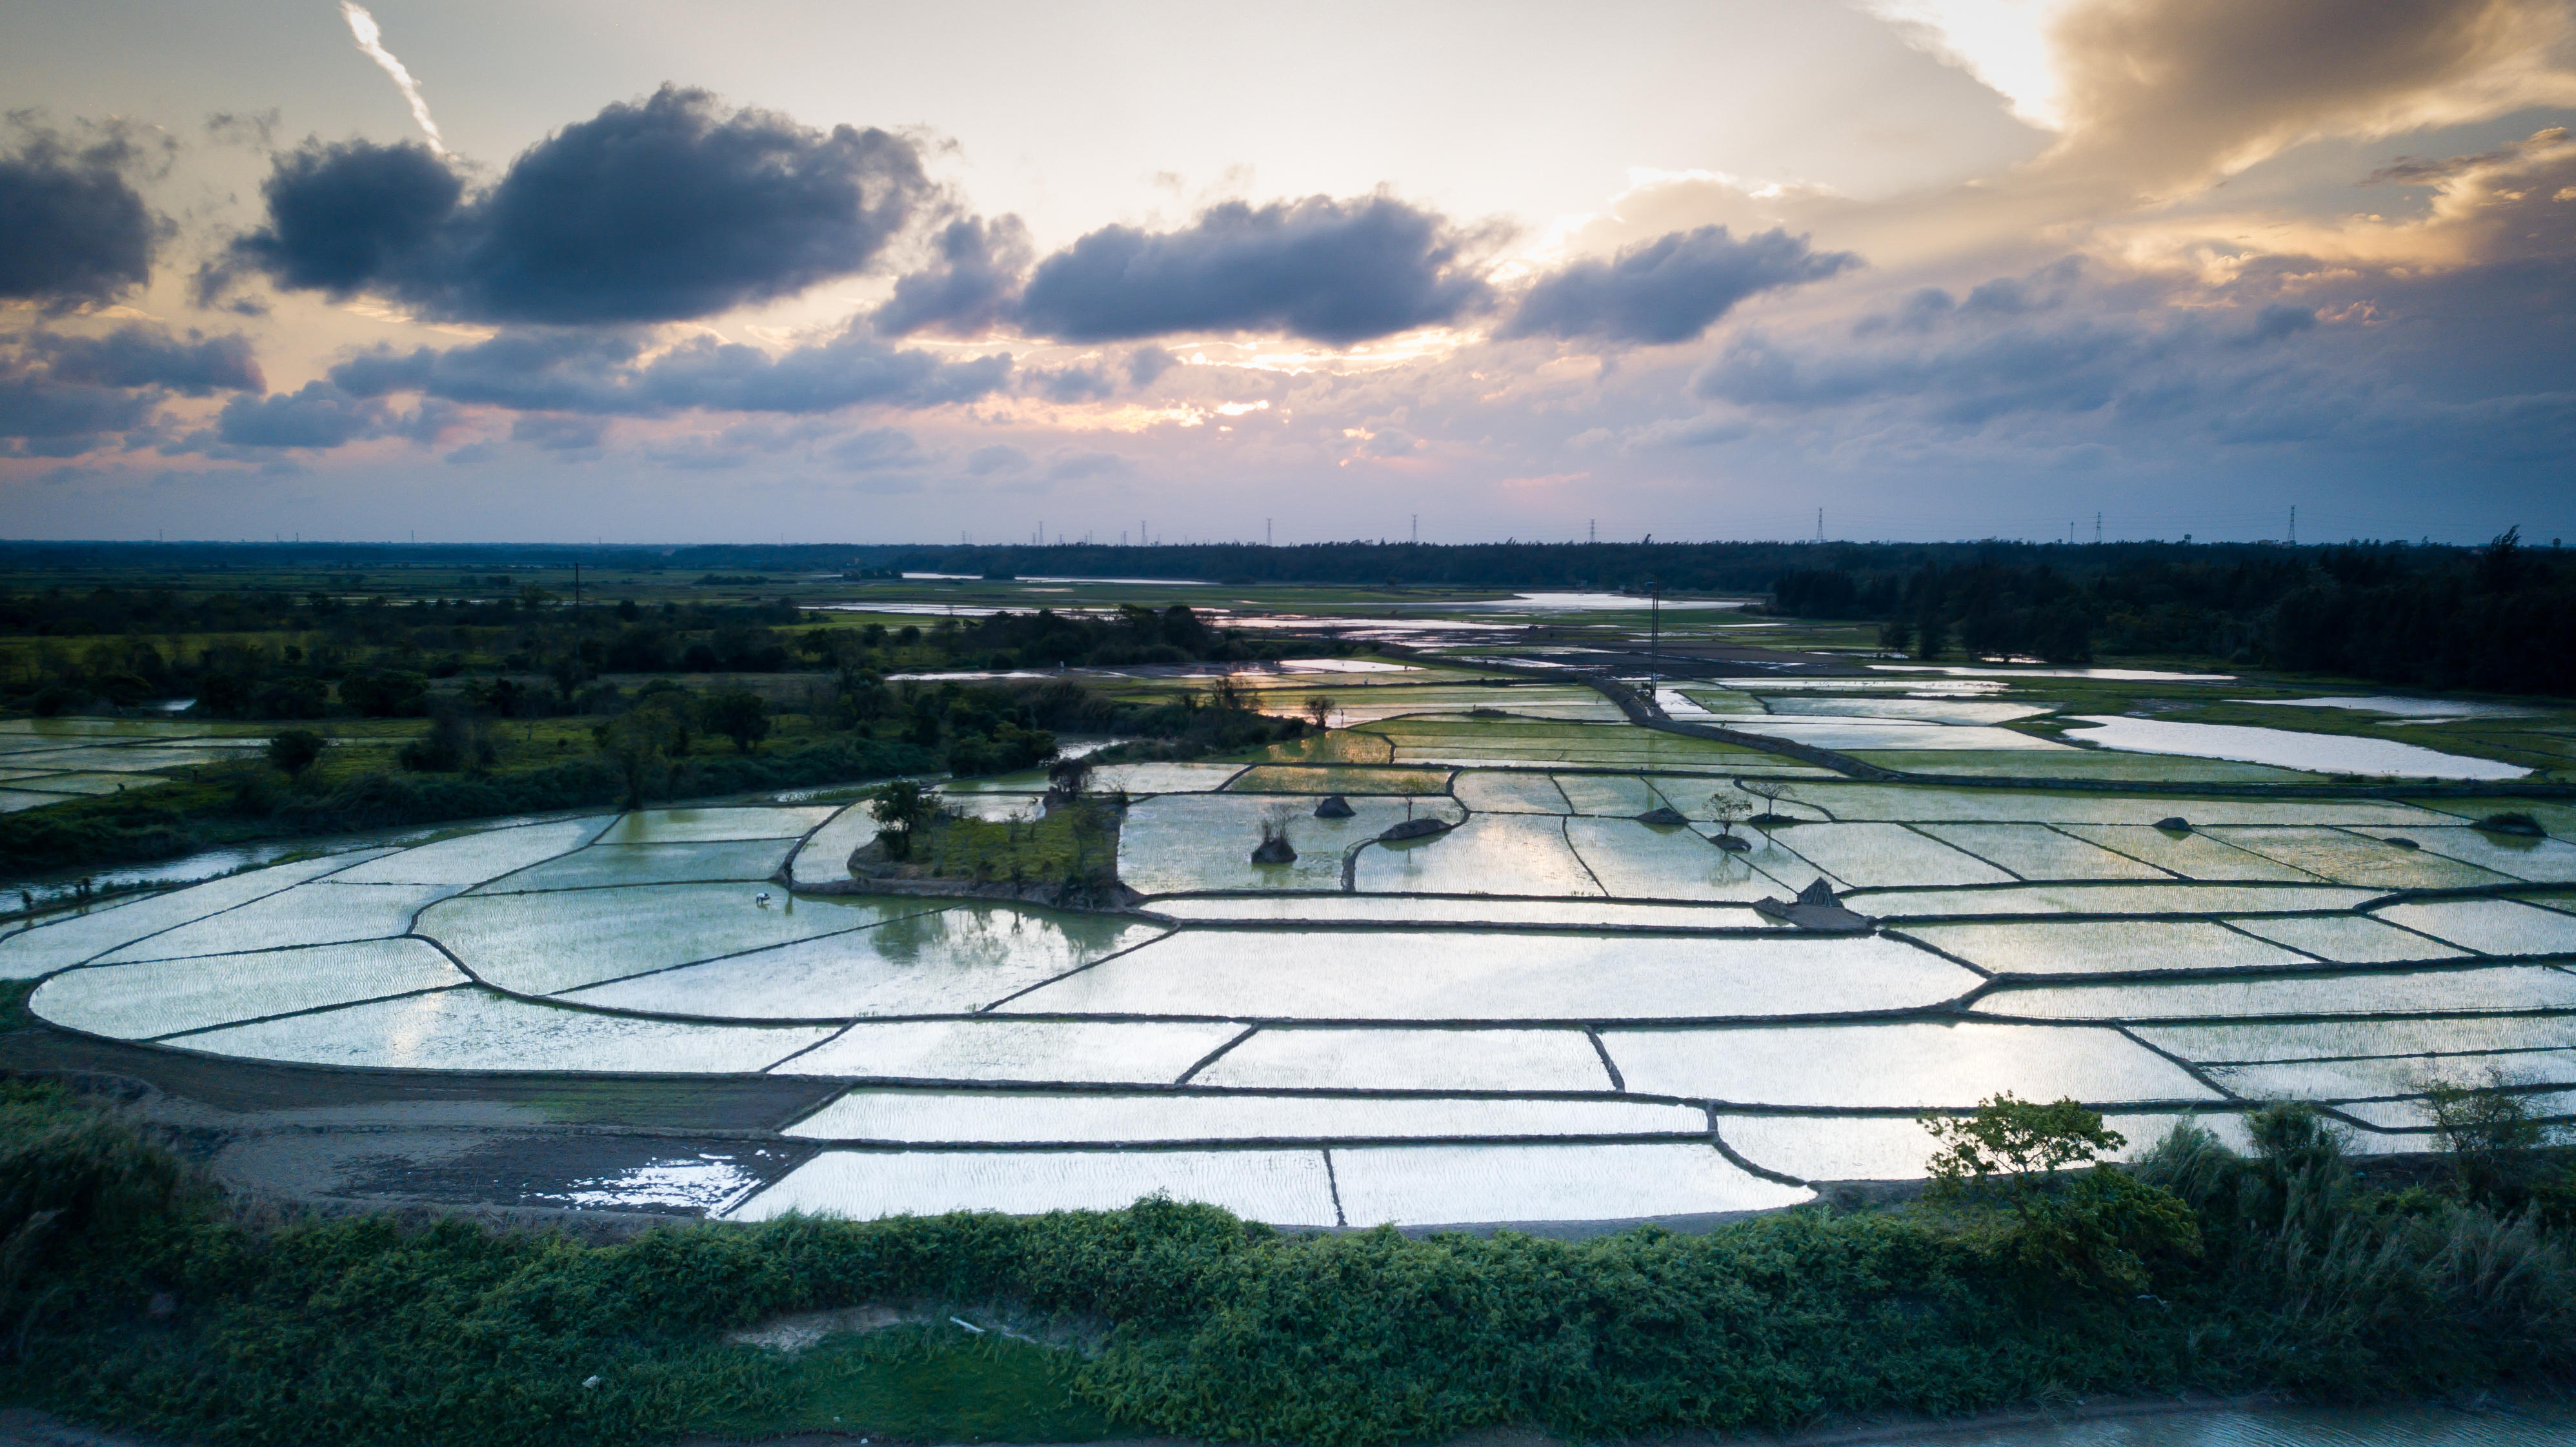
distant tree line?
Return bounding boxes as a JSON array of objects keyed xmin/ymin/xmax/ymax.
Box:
[{"xmin": 1771, "ymin": 530, "xmax": 2575, "ymax": 692}]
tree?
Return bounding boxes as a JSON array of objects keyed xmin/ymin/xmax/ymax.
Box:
[
  {"xmin": 701, "ymin": 687, "xmax": 771, "ymax": 754},
  {"xmin": 1303, "ymin": 694, "xmax": 1336, "ymax": 729},
  {"xmin": 267, "ymin": 728, "xmax": 327, "ymax": 778},
  {"xmin": 1922, "ymin": 1093, "xmax": 2200, "ymax": 1292},
  {"xmin": 2423, "ymin": 1068, "xmax": 2561, "ymax": 1202},
  {"xmin": 1047, "ymin": 753, "xmax": 1096, "ymax": 798},
  {"xmin": 1923, "ymin": 1093, "xmax": 2127, "ymax": 1211},
  {"xmin": 1739, "ymin": 778, "xmax": 1793, "ymax": 840},
  {"xmin": 399, "ymin": 703, "xmax": 496, "ymax": 773},
  {"xmin": 1706, "ymin": 791, "xmax": 1749, "ymax": 843},
  {"xmin": 869, "ymin": 779, "xmax": 941, "ymax": 860},
  {"xmin": 596, "ymin": 696, "xmax": 687, "ymax": 807}
]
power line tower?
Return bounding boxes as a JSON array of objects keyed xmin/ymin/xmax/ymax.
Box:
[{"xmin": 2095, "ymin": 512, "xmax": 2102, "ymax": 545}]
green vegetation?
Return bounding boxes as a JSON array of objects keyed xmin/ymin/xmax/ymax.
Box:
[
  {"xmin": 0, "ymin": 733, "xmax": 939, "ymax": 873},
  {"xmin": 696, "ymin": 1324, "xmax": 1118, "ymax": 1442},
  {"xmin": 883, "ymin": 797, "xmax": 1123, "ymax": 893},
  {"xmin": 1771, "ymin": 528, "xmax": 2576, "ymax": 692},
  {"xmin": 6, "ymin": 1081, "xmax": 2575, "ymax": 1447}
]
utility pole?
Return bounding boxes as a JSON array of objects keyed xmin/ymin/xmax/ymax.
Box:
[
  {"xmin": 1815, "ymin": 508, "xmax": 1823, "ymax": 543},
  {"xmin": 1588, "ymin": 519, "xmax": 1595, "ymax": 544},
  {"xmin": 1410, "ymin": 514, "xmax": 1418, "ymax": 544},
  {"xmin": 2095, "ymin": 512, "xmax": 2102, "ymax": 545},
  {"xmin": 1647, "ymin": 578, "xmax": 1661, "ymax": 705},
  {"xmin": 2289, "ymin": 506, "xmax": 2297, "ymax": 545}
]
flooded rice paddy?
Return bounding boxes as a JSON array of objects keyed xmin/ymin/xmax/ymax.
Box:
[{"xmin": 5, "ymin": 685, "xmax": 2571, "ymax": 1229}]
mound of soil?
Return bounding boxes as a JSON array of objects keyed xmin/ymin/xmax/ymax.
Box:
[
  {"xmin": 1378, "ymin": 816, "xmax": 1452, "ymax": 843},
  {"xmin": 1313, "ymin": 795, "xmax": 1356, "ymax": 818},
  {"xmin": 1636, "ymin": 806, "xmax": 1690, "ymax": 826},
  {"xmin": 1251, "ymin": 836, "xmax": 1298, "ymax": 864}
]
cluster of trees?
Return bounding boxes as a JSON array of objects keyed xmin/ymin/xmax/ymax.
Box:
[
  {"xmin": 814, "ymin": 604, "xmax": 1301, "ymax": 671},
  {"xmin": 2266, "ymin": 530, "xmax": 2576, "ymax": 693},
  {"xmin": 1767, "ymin": 531, "xmax": 2574, "ymax": 689},
  {"xmin": 0, "ymin": 589, "xmax": 812, "ymax": 718}
]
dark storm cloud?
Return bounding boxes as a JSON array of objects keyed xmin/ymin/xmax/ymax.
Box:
[
  {"xmin": 0, "ymin": 325, "xmax": 261, "ymax": 458},
  {"xmin": 1500, "ymin": 227, "xmax": 1859, "ymax": 345},
  {"xmin": 28, "ymin": 327, "xmax": 263, "ymax": 395},
  {"xmin": 1682, "ymin": 246, "xmax": 2576, "ymax": 476},
  {"xmin": 0, "ymin": 378, "xmax": 157, "ymax": 455},
  {"xmin": 0, "ymin": 130, "xmax": 164, "ymax": 305},
  {"xmin": 327, "ymin": 321, "xmax": 1011, "ymax": 417},
  {"xmin": 228, "ymin": 139, "xmax": 462, "ymax": 296},
  {"xmin": 872, "ymin": 216, "xmax": 1032, "ymax": 337},
  {"xmin": 214, "ymin": 382, "xmax": 387, "ymax": 449},
  {"xmin": 1016, "ymin": 195, "xmax": 1493, "ymax": 345},
  {"xmin": 230, "ymin": 86, "xmax": 934, "ymax": 324}
]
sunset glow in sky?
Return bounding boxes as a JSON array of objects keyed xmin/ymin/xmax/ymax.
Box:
[{"xmin": 5, "ymin": 0, "xmax": 2573, "ymax": 543}]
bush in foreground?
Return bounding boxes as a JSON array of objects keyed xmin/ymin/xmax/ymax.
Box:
[{"xmin": 1, "ymin": 1084, "xmax": 2572, "ymax": 1446}]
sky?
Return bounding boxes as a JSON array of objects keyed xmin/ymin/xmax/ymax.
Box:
[{"xmin": 3, "ymin": 0, "xmax": 2573, "ymax": 546}]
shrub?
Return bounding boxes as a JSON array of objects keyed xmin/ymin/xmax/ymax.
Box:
[{"xmin": 266, "ymin": 729, "xmax": 327, "ymax": 778}]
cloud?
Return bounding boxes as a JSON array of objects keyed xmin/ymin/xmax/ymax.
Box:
[
  {"xmin": 966, "ymin": 443, "xmax": 1030, "ymax": 474},
  {"xmin": 27, "ymin": 327, "xmax": 263, "ymax": 395},
  {"xmin": 0, "ymin": 325, "xmax": 261, "ymax": 458},
  {"xmin": 1878, "ymin": 0, "xmax": 2576, "ymax": 191},
  {"xmin": 1016, "ymin": 194, "xmax": 1494, "ymax": 345},
  {"xmin": 0, "ymin": 376, "xmax": 157, "ymax": 455},
  {"xmin": 1126, "ymin": 345, "xmax": 1177, "ymax": 385},
  {"xmin": 872, "ymin": 215, "xmax": 1032, "ymax": 337},
  {"xmin": 510, "ymin": 412, "xmax": 605, "ymax": 450},
  {"xmin": 1029, "ymin": 364, "xmax": 1116, "ymax": 402},
  {"xmin": 1680, "ymin": 244, "xmax": 2576, "ymax": 474},
  {"xmin": 1045, "ymin": 449, "xmax": 1128, "ymax": 480},
  {"xmin": 2359, "ymin": 125, "xmax": 2569, "ymax": 185},
  {"xmin": 327, "ymin": 321, "xmax": 1011, "ymax": 416},
  {"xmin": 1500, "ymin": 226, "xmax": 1860, "ymax": 345},
  {"xmin": 231, "ymin": 86, "xmax": 934, "ymax": 324},
  {"xmin": 215, "ymin": 381, "xmax": 387, "ymax": 449},
  {"xmin": 0, "ymin": 128, "xmax": 163, "ymax": 305},
  {"xmin": 829, "ymin": 427, "xmax": 923, "ymax": 470}
]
